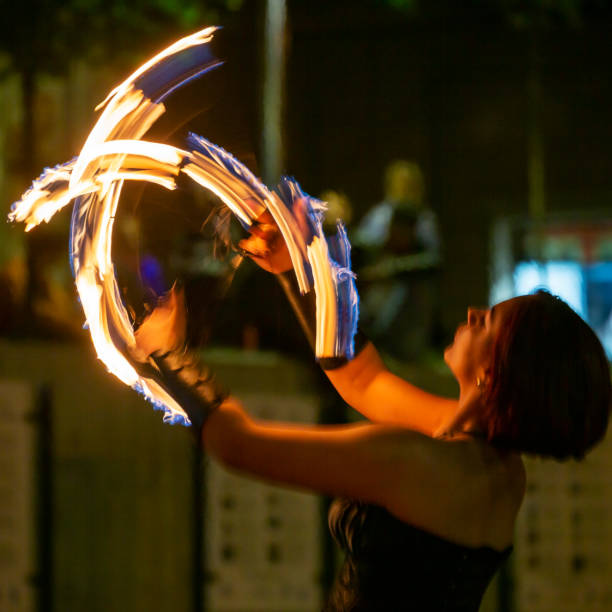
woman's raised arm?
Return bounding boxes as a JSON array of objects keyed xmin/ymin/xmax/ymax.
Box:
[
  {"xmin": 202, "ymin": 397, "xmax": 509, "ymax": 548},
  {"xmin": 324, "ymin": 342, "xmax": 458, "ymax": 435},
  {"xmin": 239, "ymin": 215, "xmax": 457, "ymax": 435}
]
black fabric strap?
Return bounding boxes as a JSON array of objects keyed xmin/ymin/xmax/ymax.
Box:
[
  {"xmin": 318, "ymin": 329, "xmax": 369, "ymax": 370},
  {"xmin": 147, "ymin": 350, "xmax": 228, "ymax": 431}
]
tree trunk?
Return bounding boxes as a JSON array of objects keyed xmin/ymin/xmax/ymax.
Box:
[{"xmin": 261, "ymin": 0, "xmax": 287, "ymax": 186}]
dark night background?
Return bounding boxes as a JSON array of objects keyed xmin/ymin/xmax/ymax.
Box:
[
  {"xmin": 1, "ymin": 2, "xmax": 612, "ymax": 611},
  {"xmin": 2, "ymin": 0, "xmax": 612, "ymax": 338}
]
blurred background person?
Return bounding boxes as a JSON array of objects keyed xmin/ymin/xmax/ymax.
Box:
[
  {"xmin": 353, "ymin": 160, "xmax": 441, "ymax": 362},
  {"xmin": 320, "ymin": 189, "xmax": 353, "ymax": 234}
]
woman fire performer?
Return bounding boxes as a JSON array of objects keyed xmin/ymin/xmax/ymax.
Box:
[{"xmin": 135, "ymin": 216, "xmax": 611, "ymax": 612}]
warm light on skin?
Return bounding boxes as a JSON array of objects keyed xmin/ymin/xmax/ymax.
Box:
[
  {"xmin": 444, "ymin": 298, "xmax": 521, "ymax": 396},
  {"xmin": 445, "ymin": 307, "xmax": 493, "ymax": 387},
  {"xmin": 435, "ymin": 302, "xmax": 509, "ymax": 437}
]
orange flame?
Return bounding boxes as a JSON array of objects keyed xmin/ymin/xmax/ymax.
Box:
[{"xmin": 9, "ymin": 27, "xmax": 357, "ymax": 425}]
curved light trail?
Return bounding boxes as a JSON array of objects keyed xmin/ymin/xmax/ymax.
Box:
[{"xmin": 9, "ymin": 27, "xmax": 359, "ymax": 426}]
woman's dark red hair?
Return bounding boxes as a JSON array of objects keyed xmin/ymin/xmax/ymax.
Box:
[{"xmin": 483, "ymin": 290, "xmax": 611, "ymax": 460}]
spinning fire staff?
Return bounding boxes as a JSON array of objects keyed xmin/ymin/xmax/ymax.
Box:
[
  {"xmin": 10, "ymin": 27, "xmax": 611, "ymax": 612},
  {"xmin": 10, "ymin": 26, "xmax": 359, "ymax": 426}
]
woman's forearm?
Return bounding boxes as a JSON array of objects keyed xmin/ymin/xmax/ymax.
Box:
[
  {"xmin": 202, "ymin": 398, "xmax": 252, "ymax": 466},
  {"xmin": 324, "ymin": 342, "xmax": 458, "ymax": 435},
  {"xmin": 324, "ymin": 342, "xmax": 386, "ymax": 411}
]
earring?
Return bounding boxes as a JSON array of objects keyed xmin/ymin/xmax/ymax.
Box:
[{"xmin": 476, "ymin": 376, "xmax": 483, "ymax": 389}]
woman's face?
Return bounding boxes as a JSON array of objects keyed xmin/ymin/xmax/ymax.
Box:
[{"xmin": 444, "ymin": 298, "xmax": 520, "ymax": 387}]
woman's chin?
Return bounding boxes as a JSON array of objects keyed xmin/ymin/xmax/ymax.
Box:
[
  {"xmin": 443, "ymin": 344, "xmax": 452, "ymax": 365},
  {"xmin": 443, "ymin": 346, "xmax": 459, "ymax": 378}
]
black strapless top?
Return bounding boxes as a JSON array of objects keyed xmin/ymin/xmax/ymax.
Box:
[{"xmin": 323, "ymin": 498, "xmax": 511, "ymax": 612}]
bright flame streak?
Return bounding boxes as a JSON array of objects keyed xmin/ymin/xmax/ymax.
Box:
[
  {"xmin": 19, "ymin": 191, "xmax": 70, "ymax": 230},
  {"xmin": 9, "ymin": 29, "xmax": 225, "ymax": 426},
  {"xmin": 24, "ymin": 186, "xmax": 93, "ymax": 231},
  {"xmin": 308, "ymin": 237, "xmax": 337, "ymax": 357},
  {"xmin": 140, "ymin": 379, "xmax": 189, "ymax": 424},
  {"xmin": 70, "ymin": 88, "xmax": 152, "ymax": 191},
  {"xmin": 182, "ymin": 157, "xmax": 310, "ymax": 295},
  {"xmin": 95, "ymin": 27, "xmax": 218, "ymax": 111},
  {"xmin": 265, "ymin": 192, "xmax": 310, "ymax": 294},
  {"xmin": 9, "ymin": 25, "xmax": 357, "ymax": 426},
  {"xmin": 75, "ymin": 272, "xmax": 138, "ymax": 386},
  {"xmin": 181, "ymin": 164, "xmax": 256, "ymax": 228},
  {"xmin": 9, "ymin": 162, "xmax": 76, "ymax": 227},
  {"xmin": 97, "ymin": 171, "xmax": 176, "ymax": 191},
  {"xmin": 10, "ymin": 155, "xmax": 179, "ymax": 232},
  {"xmin": 113, "ymin": 98, "xmax": 165, "ymax": 141},
  {"xmin": 72, "ymin": 188, "xmax": 142, "ymax": 395},
  {"xmin": 77, "ymin": 260, "xmax": 190, "ymax": 423},
  {"xmin": 79, "ymin": 140, "xmax": 184, "ymax": 173},
  {"xmin": 96, "ymin": 180, "xmax": 120, "ymax": 275}
]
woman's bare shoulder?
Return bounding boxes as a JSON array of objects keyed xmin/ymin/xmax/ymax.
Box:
[
  {"xmin": 383, "ymin": 434, "xmax": 525, "ymax": 550},
  {"xmin": 463, "ymin": 441, "xmax": 526, "ymax": 549}
]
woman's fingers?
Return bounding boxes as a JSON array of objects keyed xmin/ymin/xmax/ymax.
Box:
[
  {"xmin": 248, "ymin": 223, "xmax": 276, "ymax": 241},
  {"xmin": 135, "ymin": 286, "xmax": 187, "ymax": 356},
  {"xmin": 239, "ymin": 218, "xmax": 293, "ymax": 273},
  {"xmin": 239, "ymin": 235, "xmax": 270, "ymax": 258}
]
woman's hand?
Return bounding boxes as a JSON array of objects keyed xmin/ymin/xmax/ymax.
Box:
[
  {"xmin": 238, "ymin": 210, "xmax": 293, "ymax": 274},
  {"xmin": 134, "ymin": 285, "xmax": 187, "ymax": 358},
  {"xmin": 132, "ymin": 286, "xmax": 229, "ymax": 431}
]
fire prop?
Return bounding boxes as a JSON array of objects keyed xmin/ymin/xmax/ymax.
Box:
[{"xmin": 9, "ymin": 27, "xmax": 359, "ymax": 426}]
